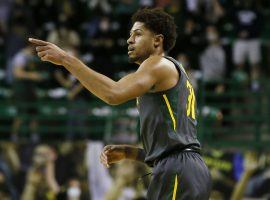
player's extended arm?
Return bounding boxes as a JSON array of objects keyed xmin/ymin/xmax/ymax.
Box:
[
  {"xmin": 29, "ymin": 38, "xmax": 163, "ymax": 105},
  {"xmin": 100, "ymin": 145, "xmax": 145, "ymax": 167}
]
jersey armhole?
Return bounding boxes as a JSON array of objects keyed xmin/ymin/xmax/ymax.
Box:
[{"xmin": 163, "ymin": 56, "xmax": 182, "ymax": 79}]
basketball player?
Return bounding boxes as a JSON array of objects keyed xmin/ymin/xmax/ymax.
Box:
[{"xmin": 29, "ymin": 8, "xmax": 211, "ymax": 200}]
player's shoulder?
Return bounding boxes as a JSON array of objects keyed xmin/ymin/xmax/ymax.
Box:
[
  {"xmin": 139, "ymin": 56, "xmax": 178, "ymax": 82},
  {"xmin": 140, "ymin": 55, "xmax": 172, "ymax": 70}
]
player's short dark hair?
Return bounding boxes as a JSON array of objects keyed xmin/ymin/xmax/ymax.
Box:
[{"xmin": 131, "ymin": 8, "xmax": 177, "ymax": 53}]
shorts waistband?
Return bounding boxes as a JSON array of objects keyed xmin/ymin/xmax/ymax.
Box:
[{"xmin": 153, "ymin": 147, "xmax": 201, "ymax": 167}]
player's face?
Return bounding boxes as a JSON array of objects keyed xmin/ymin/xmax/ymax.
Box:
[{"xmin": 127, "ymin": 22, "xmax": 156, "ymax": 64}]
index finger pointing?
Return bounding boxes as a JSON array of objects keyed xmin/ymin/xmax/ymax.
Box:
[{"xmin": 28, "ymin": 38, "xmax": 49, "ymax": 46}]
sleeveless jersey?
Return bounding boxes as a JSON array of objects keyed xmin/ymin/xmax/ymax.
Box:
[{"xmin": 137, "ymin": 56, "xmax": 201, "ymax": 165}]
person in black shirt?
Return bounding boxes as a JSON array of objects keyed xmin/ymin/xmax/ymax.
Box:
[{"xmin": 29, "ymin": 8, "xmax": 211, "ymax": 199}]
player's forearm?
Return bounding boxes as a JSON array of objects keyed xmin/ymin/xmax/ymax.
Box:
[
  {"xmin": 62, "ymin": 55, "xmax": 120, "ymax": 105},
  {"xmin": 124, "ymin": 145, "xmax": 145, "ymax": 163}
]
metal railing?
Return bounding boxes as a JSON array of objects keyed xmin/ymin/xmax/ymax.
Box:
[
  {"xmin": 0, "ymin": 79, "xmax": 270, "ymax": 148},
  {"xmin": 197, "ymin": 79, "xmax": 270, "ymax": 148}
]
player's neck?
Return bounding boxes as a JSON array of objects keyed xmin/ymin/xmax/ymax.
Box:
[{"xmin": 136, "ymin": 51, "xmax": 165, "ymax": 65}]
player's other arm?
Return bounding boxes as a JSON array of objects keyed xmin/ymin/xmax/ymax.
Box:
[
  {"xmin": 100, "ymin": 145, "xmax": 145, "ymax": 167},
  {"xmin": 29, "ymin": 38, "xmax": 163, "ymax": 105},
  {"xmin": 62, "ymin": 55, "xmax": 161, "ymax": 105}
]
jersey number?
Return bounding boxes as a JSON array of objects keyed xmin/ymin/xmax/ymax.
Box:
[{"xmin": 186, "ymin": 80, "xmax": 196, "ymax": 119}]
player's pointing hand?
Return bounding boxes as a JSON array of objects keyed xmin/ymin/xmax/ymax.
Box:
[{"xmin": 29, "ymin": 38, "xmax": 68, "ymax": 66}]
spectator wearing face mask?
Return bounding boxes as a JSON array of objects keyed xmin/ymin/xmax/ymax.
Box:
[
  {"xmin": 200, "ymin": 25, "xmax": 226, "ymax": 84},
  {"xmin": 66, "ymin": 178, "xmax": 81, "ymax": 200},
  {"xmin": 199, "ymin": 25, "xmax": 226, "ymax": 122}
]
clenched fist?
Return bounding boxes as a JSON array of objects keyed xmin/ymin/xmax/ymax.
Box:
[{"xmin": 100, "ymin": 145, "xmax": 127, "ymax": 168}]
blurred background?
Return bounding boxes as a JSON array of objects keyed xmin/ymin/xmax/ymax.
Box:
[{"xmin": 0, "ymin": 0, "xmax": 270, "ymax": 199}]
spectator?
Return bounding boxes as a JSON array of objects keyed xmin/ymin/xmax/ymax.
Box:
[
  {"xmin": 5, "ymin": 0, "xmax": 35, "ymax": 84},
  {"xmin": 87, "ymin": 0, "xmax": 112, "ymax": 14},
  {"xmin": 114, "ymin": 0, "xmax": 139, "ymax": 15},
  {"xmin": 0, "ymin": 156, "xmax": 19, "ymax": 200},
  {"xmin": 232, "ymin": 0, "xmax": 263, "ymax": 91},
  {"xmin": 231, "ymin": 151, "xmax": 259, "ymax": 200},
  {"xmin": 181, "ymin": 0, "xmax": 203, "ymax": 19},
  {"xmin": 110, "ymin": 117, "xmax": 138, "ymax": 144},
  {"xmin": 5, "ymin": 23, "xmax": 30, "ymax": 84},
  {"xmin": 203, "ymin": 0, "xmax": 225, "ymax": 25},
  {"xmin": 204, "ymin": 149, "xmax": 235, "ymax": 199},
  {"xmin": 104, "ymin": 160, "xmax": 148, "ymax": 200},
  {"xmin": 176, "ymin": 18, "xmax": 204, "ymax": 68},
  {"xmin": 90, "ymin": 16, "xmax": 116, "ymax": 77},
  {"xmin": 0, "ymin": 22, "xmax": 5, "ymax": 64},
  {"xmin": 66, "ymin": 178, "xmax": 82, "ymax": 200},
  {"xmin": 139, "ymin": 0, "xmax": 154, "ymax": 7},
  {"xmin": 155, "ymin": 0, "xmax": 171, "ymax": 8},
  {"xmin": 47, "ymin": 16, "xmax": 80, "ymax": 51},
  {"xmin": 28, "ymin": 0, "xmax": 58, "ymax": 31},
  {"xmin": 11, "ymin": 44, "xmax": 44, "ymax": 142},
  {"xmin": 51, "ymin": 47, "xmax": 88, "ymax": 139},
  {"xmin": 200, "ymin": 25, "xmax": 226, "ymax": 83},
  {"xmin": 244, "ymin": 152, "xmax": 270, "ymax": 199},
  {"xmin": 176, "ymin": 53, "xmax": 201, "ymax": 92},
  {"xmin": 21, "ymin": 144, "xmax": 59, "ymax": 200},
  {"xmin": 54, "ymin": 74, "xmax": 88, "ymax": 139},
  {"xmin": 0, "ymin": 0, "xmax": 13, "ymax": 33}
]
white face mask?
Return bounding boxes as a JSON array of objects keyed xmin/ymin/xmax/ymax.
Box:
[
  {"xmin": 207, "ymin": 33, "xmax": 218, "ymax": 42},
  {"xmin": 67, "ymin": 187, "xmax": 81, "ymax": 199},
  {"xmin": 100, "ymin": 20, "xmax": 109, "ymax": 31}
]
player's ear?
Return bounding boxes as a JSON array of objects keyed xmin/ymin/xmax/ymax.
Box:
[{"xmin": 154, "ymin": 34, "xmax": 164, "ymax": 48}]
